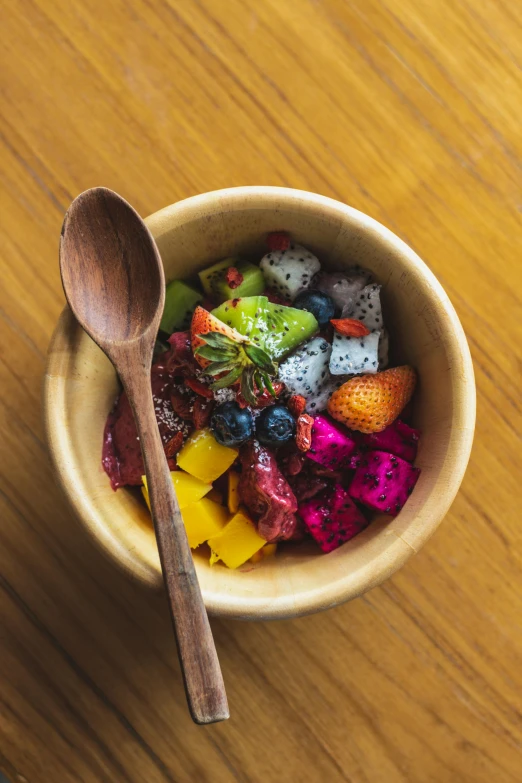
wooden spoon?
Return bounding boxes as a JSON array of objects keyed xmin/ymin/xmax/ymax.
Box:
[{"xmin": 59, "ymin": 187, "xmax": 229, "ymax": 725}]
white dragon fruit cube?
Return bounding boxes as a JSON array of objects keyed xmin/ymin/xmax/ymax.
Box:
[
  {"xmin": 331, "ymin": 282, "xmax": 385, "ymax": 375},
  {"xmin": 278, "ymin": 336, "xmax": 349, "ymax": 413},
  {"xmin": 346, "ymin": 283, "xmax": 383, "ymax": 332},
  {"xmin": 260, "ymin": 243, "xmax": 320, "ymax": 300},
  {"xmin": 330, "ymin": 331, "xmax": 381, "ymax": 375}
]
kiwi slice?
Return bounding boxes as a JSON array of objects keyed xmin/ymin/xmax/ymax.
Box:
[
  {"xmin": 211, "ymin": 296, "xmax": 318, "ymax": 360},
  {"xmin": 212, "ymin": 262, "xmax": 265, "ymax": 303},
  {"xmin": 198, "ymin": 258, "xmax": 234, "ymax": 296},
  {"xmin": 160, "ymin": 280, "xmax": 203, "ymax": 334}
]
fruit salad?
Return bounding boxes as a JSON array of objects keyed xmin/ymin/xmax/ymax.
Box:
[{"xmin": 102, "ymin": 232, "xmax": 421, "ymax": 568}]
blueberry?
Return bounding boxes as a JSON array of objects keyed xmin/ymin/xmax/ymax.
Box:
[
  {"xmin": 255, "ymin": 404, "xmax": 295, "ymax": 447},
  {"xmin": 210, "ymin": 401, "xmax": 254, "ymax": 447},
  {"xmin": 293, "ymin": 289, "xmax": 335, "ymax": 327}
]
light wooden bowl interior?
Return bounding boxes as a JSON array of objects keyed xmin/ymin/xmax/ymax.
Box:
[{"xmin": 44, "ymin": 186, "xmax": 475, "ymax": 619}]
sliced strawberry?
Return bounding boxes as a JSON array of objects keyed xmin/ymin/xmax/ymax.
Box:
[
  {"xmin": 190, "ymin": 306, "xmax": 245, "ymax": 368},
  {"xmin": 327, "ymin": 366, "xmax": 417, "ymax": 434}
]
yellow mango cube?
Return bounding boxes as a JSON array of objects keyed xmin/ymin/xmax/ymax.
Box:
[
  {"xmin": 182, "ymin": 498, "xmax": 230, "ymax": 549},
  {"xmin": 208, "ymin": 509, "xmax": 266, "ymax": 569},
  {"xmin": 142, "ymin": 470, "xmax": 211, "ymax": 510},
  {"xmin": 176, "ymin": 428, "xmax": 238, "ymax": 484},
  {"xmin": 227, "ymin": 470, "xmax": 240, "ymax": 514}
]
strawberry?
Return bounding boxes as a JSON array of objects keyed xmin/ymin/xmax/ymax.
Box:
[
  {"xmin": 190, "ymin": 306, "xmax": 279, "ymax": 406},
  {"xmin": 327, "ymin": 366, "xmax": 417, "ymax": 434},
  {"xmin": 190, "ymin": 306, "xmax": 246, "ymax": 368}
]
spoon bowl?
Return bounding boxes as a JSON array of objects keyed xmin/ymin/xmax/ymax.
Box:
[{"xmin": 60, "ymin": 188, "xmax": 163, "ymax": 346}]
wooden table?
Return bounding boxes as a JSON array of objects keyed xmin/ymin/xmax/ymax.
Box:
[{"xmin": 1, "ymin": 1, "xmax": 520, "ymax": 781}]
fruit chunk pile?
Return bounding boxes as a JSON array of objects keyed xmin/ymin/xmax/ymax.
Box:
[{"xmin": 102, "ymin": 232, "xmax": 421, "ymax": 568}]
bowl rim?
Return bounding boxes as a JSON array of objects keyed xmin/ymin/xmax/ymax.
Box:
[{"xmin": 44, "ymin": 185, "xmax": 476, "ymax": 618}]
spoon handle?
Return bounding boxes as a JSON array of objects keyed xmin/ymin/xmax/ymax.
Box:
[{"xmin": 122, "ymin": 366, "xmax": 229, "ymax": 725}]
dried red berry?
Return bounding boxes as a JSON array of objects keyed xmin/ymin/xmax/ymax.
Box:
[
  {"xmin": 184, "ymin": 376, "xmax": 214, "ymax": 399},
  {"xmin": 225, "ymin": 266, "xmax": 244, "ymax": 290},
  {"xmin": 288, "ymin": 394, "xmax": 306, "ymax": 417},
  {"xmin": 264, "ymin": 288, "xmax": 288, "ymax": 305},
  {"xmin": 165, "ymin": 431, "xmax": 184, "ymax": 458},
  {"xmin": 266, "ymin": 232, "xmax": 291, "ymax": 251},
  {"xmin": 193, "ymin": 397, "xmax": 214, "ymax": 429},
  {"xmin": 330, "ymin": 318, "xmax": 371, "ymax": 337},
  {"xmin": 296, "ymin": 413, "xmax": 314, "ymax": 452},
  {"xmin": 170, "ymin": 388, "xmax": 194, "ymax": 420}
]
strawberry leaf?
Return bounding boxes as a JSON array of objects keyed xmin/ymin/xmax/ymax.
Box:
[
  {"xmin": 194, "ymin": 345, "xmax": 237, "ymax": 362},
  {"xmin": 241, "ymin": 368, "xmax": 258, "ymax": 406},
  {"xmin": 254, "ymin": 369, "xmax": 265, "ymax": 393},
  {"xmin": 261, "ymin": 372, "xmax": 276, "ymax": 397},
  {"xmin": 211, "ymin": 365, "xmax": 243, "ymax": 390},
  {"xmin": 197, "ymin": 332, "xmax": 241, "ymax": 349},
  {"xmin": 243, "ymin": 343, "xmax": 278, "ymax": 374},
  {"xmin": 204, "ymin": 360, "xmax": 237, "ymax": 376}
]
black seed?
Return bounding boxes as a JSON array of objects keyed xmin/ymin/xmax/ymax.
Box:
[
  {"xmin": 269, "ymin": 260, "xmax": 274, "ymax": 266},
  {"xmin": 286, "ymin": 273, "xmax": 291, "ymax": 280},
  {"xmin": 378, "ymin": 494, "xmax": 387, "ymax": 501},
  {"xmin": 385, "ymin": 506, "xmax": 391, "ymax": 512}
]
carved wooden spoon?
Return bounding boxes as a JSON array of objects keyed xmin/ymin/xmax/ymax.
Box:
[{"xmin": 60, "ymin": 187, "xmax": 229, "ymax": 724}]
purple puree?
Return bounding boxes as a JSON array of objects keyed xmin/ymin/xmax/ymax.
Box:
[
  {"xmin": 238, "ymin": 441, "xmax": 301, "ymax": 542},
  {"xmin": 102, "ymin": 334, "xmax": 194, "ymax": 490}
]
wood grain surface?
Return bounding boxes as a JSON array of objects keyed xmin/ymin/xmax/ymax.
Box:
[{"xmin": 0, "ymin": 0, "xmax": 520, "ymax": 781}]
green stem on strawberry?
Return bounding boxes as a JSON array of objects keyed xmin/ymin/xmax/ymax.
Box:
[{"xmin": 193, "ymin": 331, "xmax": 279, "ymax": 404}]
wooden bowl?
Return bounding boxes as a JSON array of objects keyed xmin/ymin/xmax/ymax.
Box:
[{"xmin": 44, "ymin": 187, "xmax": 475, "ymax": 620}]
